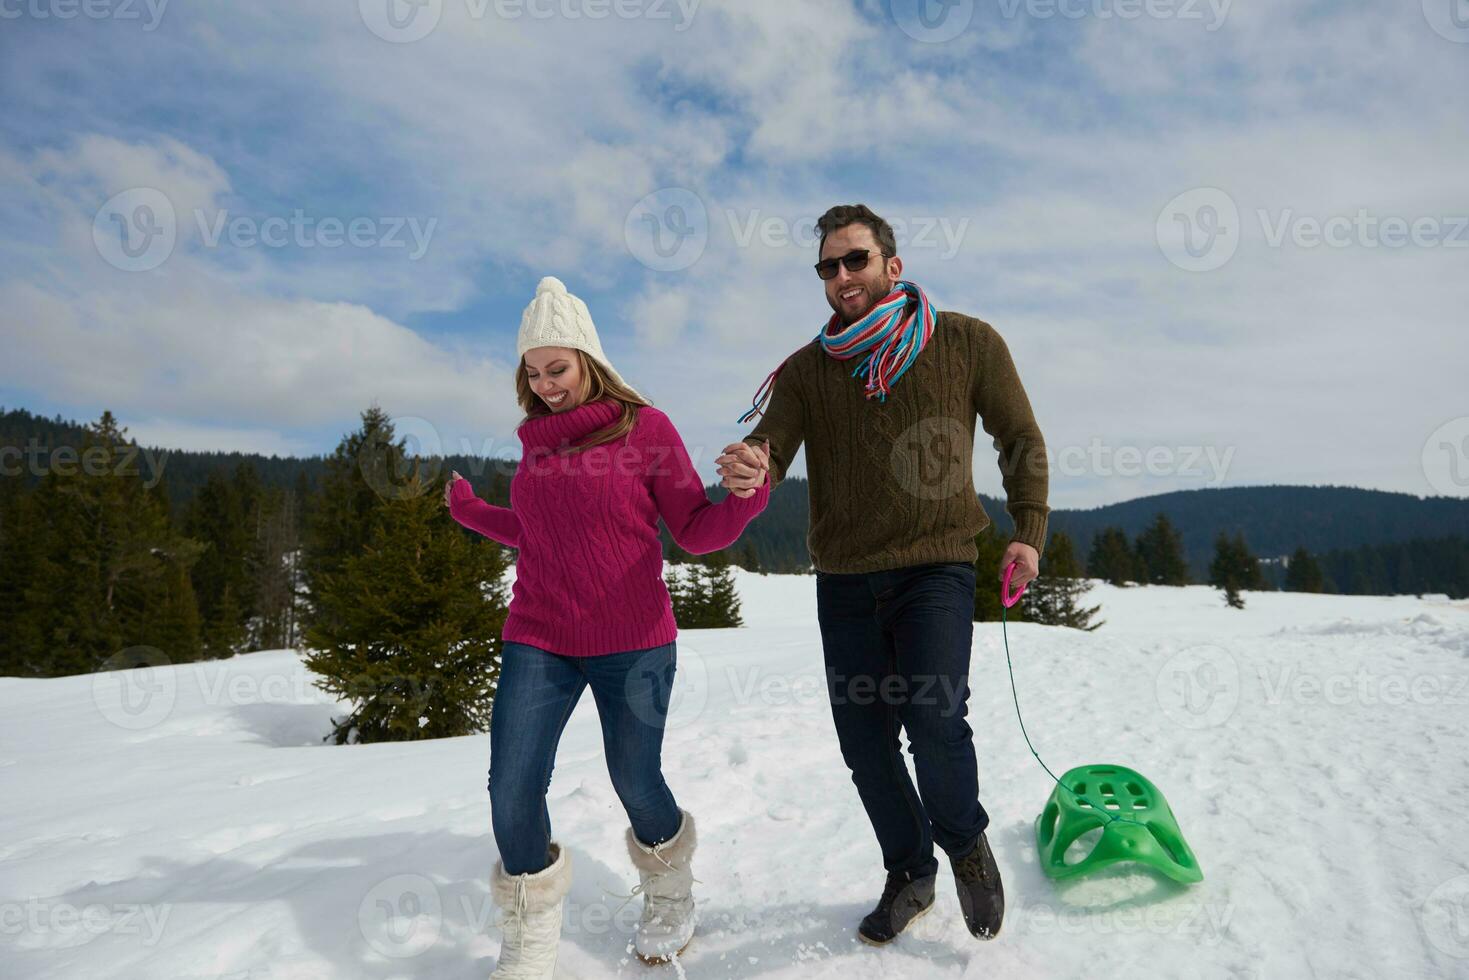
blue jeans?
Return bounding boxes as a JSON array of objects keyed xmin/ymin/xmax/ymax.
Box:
[
  {"xmin": 816, "ymin": 560, "xmax": 988, "ymax": 879},
  {"xmin": 489, "ymin": 640, "xmax": 683, "ymax": 875}
]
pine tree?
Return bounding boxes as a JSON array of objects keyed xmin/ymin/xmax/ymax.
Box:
[
  {"xmin": 731, "ymin": 540, "xmax": 763, "ymax": 574},
  {"xmin": 103, "ymin": 463, "xmax": 207, "ymax": 667},
  {"xmin": 251, "ymin": 485, "xmax": 304, "ymax": 650},
  {"xmin": 303, "ymin": 467, "xmax": 510, "ymax": 744},
  {"xmin": 1209, "ymin": 531, "xmax": 1265, "ymax": 609},
  {"xmin": 1087, "ymin": 527, "xmax": 1141, "ymax": 586},
  {"xmin": 0, "ymin": 482, "xmax": 46, "ymax": 675},
  {"xmin": 184, "ymin": 467, "xmax": 256, "ymax": 658},
  {"xmin": 1340, "ymin": 550, "xmax": 1372, "ymax": 593},
  {"xmin": 700, "ymin": 564, "xmax": 743, "ymax": 627},
  {"xmin": 699, "ymin": 546, "xmax": 732, "ymax": 570},
  {"xmin": 665, "ymin": 564, "xmax": 693, "ymax": 623},
  {"xmin": 1312, "ymin": 535, "xmax": 1469, "ymax": 598},
  {"xmin": 1022, "ymin": 531, "xmax": 1104, "ymax": 630},
  {"xmin": 202, "ymin": 582, "xmax": 245, "ymax": 659},
  {"xmin": 665, "ymin": 562, "xmax": 743, "ymax": 628},
  {"xmin": 302, "ymin": 405, "xmax": 410, "ymax": 638},
  {"xmin": 1134, "ymin": 513, "xmax": 1189, "ymax": 585},
  {"xmin": 1364, "ymin": 547, "xmax": 1391, "ymax": 594},
  {"xmin": 1283, "ymin": 546, "xmax": 1324, "ymax": 593},
  {"xmin": 293, "ymin": 469, "xmax": 315, "ymax": 540},
  {"xmin": 1244, "ymin": 541, "xmax": 1269, "ymax": 590},
  {"xmin": 1393, "ymin": 550, "xmax": 1419, "ymax": 595},
  {"xmin": 18, "ymin": 412, "xmax": 206, "ymax": 674},
  {"xmin": 140, "ymin": 559, "xmax": 204, "ymax": 662},
  {"xmin": 1210, "ymin": 533, "xmax": 1244, "ymax": 609}
]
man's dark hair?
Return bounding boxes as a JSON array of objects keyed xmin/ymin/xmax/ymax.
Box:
[{"xmin": 816, "ymin": 203, "xmax": 898, "ymax": 258}]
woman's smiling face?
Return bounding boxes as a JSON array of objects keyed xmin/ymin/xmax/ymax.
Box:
[{"xmin": 523, "ymin": 346, "xmax": 585, "ymax": 412}]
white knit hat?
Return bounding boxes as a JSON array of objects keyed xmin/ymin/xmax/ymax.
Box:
[{"xmin": 516, "ymin": 276, "xmax": 643, "ymax": 401}]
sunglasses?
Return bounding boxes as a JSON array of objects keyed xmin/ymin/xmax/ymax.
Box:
[{"xmin": 814, "ymin": 248, "xmax": 891, "ymax": 280}]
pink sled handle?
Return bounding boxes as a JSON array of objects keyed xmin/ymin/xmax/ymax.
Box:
[{"xmin": 1001, "ymin": 560, "xmax": 1027, "ymax": 608}]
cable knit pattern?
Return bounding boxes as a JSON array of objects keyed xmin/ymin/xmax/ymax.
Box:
[
  {"xmin": 742, "ymin": 310, "xmax": 1049, "ymax": 573},
  {"xmin": 449, "ymin": 398, "xmax": 769, "ymax": 657}
]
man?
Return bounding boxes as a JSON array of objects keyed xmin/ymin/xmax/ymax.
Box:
[{"xmin": 715, "ymin": 204, "xmax": 1048, "ymax": 945}]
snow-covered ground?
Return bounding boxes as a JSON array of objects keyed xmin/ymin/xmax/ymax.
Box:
[{"xmin": 3, "ymin": 574, "xmax": 1468, "ymax": 979}]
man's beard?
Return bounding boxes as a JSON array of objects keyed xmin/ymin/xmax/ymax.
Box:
[{"xmin": 831, "ymin": 273, "xmax": 895, "ymax": 325}]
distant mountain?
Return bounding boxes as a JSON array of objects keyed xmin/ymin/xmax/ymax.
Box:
[{"xmin": 1024, "ymin": 485, "xmax": 1469, "ymax": 580}]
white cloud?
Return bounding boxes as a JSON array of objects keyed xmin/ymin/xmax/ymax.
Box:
[
  {"xmin": 2, "ymin": 0, "xmax": 1465, "ymax": 504},
  {"xmin": 31, "ymin": 133, "xmax": 231, "ymax": 220},
  {"xmin": 625, "ymin": 287, "xmax": 692, "ymax": 348}
]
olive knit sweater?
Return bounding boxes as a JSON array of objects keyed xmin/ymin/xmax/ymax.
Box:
[{"xmin": 742, "ymin": 310, "xmax": 1049, "ymax": 574}]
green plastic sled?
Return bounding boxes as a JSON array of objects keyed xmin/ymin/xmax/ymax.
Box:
[{"xmin": 1035, "ymin": 764, "xmax": 1203, "ymax": 884}]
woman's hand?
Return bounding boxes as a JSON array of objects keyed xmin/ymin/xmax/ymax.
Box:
[
  {"xmin": 443, "ymin": 470, "xmax": 465, "ymax": 508},
  {"xmin": 718, "ymin": 441, "xmax": 769, "ymax": 499}
]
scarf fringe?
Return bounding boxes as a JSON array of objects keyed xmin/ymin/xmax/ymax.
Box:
[{"xmin": 737, "ymin": 280, "xmax": 934, "ymax": 423}]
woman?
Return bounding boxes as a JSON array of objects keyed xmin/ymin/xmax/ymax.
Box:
[{"xmin": 443, "ymin": 276, "xmax": 770, "ymax": 977}]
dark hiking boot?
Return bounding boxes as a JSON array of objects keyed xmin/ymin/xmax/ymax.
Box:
[
  {"xmin": 857, "ymin": 869, "xmax": 937, "ymax": 946},
  {"xmin": 950, "ymin": 832, "xmax": 1004, "ymax": 940}
]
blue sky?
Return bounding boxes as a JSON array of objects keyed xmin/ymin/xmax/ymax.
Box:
[{"xmin": 2, "ymin": 0, "xmax": 1466, "ymax": 507}]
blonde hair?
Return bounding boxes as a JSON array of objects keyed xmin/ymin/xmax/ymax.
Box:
[{"xmin": 515, "ymin": 350, "xmax": 650, "ymax": 453}]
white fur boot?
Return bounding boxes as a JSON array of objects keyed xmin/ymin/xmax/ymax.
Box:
[
  {"xmin": 490, "ymin": 843, "xmax": 572, "ymax": 979},
  {"xmin": 624, "ymin": 810, "xmax": 697, "ymax": 964}
]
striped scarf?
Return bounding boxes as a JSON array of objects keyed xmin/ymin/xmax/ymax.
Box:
[{"xmin": 738, "ymin": 280, "xmax": 936, "ymax": 425}]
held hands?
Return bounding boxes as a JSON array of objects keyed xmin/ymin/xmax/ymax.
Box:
[
  {"xmin": 1000, "ymin": 541, "xmax": 1040, "ymax": 592},
  {"xmin": 446, "ymin": 444, "xmax": 768, "ymax": 508},
  {"xmin": 717, "ymin": 441, "xmax": 770, "ymax": 499},
  {"xmin": 443, "ymin": 470, "xmax": 466, "ymax": 508}
]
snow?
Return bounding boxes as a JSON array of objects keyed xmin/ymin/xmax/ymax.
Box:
[{"xmin": 3, "ymin": 575, "xmax": 1469, "ymax": 979}]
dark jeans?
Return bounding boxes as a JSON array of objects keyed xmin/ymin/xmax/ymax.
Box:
[
  {"xmin": 816, "ymin": 560, "xmax": 988, "ymax": 879},
  {"xmin": 488, "ymin": 640, "xmax": 683, "ymax": 875}
]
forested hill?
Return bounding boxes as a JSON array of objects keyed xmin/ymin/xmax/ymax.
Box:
[{"xmin": 6, "ymin": 406, "xmax": 1466, "ymax": 582}]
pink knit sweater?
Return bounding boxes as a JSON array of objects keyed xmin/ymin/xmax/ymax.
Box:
[{"xmin": 448, "ymin": 398, "xmax": 770, "ymax": 656}]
